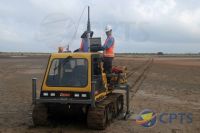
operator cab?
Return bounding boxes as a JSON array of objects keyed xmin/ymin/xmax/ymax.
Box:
[
  {"xmin": 40, "ymin": 52, "xmax": 107, "ymax": 100},
  {"xmin": 46, "ymin": 57, "xmax": 88, "ymax": 87}
]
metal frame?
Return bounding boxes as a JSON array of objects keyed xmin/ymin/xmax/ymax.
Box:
[
  {"xmin": 114, "ymin": 84, "xmax": 131, "ymax": 120},
  {"xmin": 35, "ymin": 98, "xmax": 93, "ymax": 104},
  {"xmin": 32, "ymin": 78, "xmax": 37, "ymax": 105},
  {"xmin": 32, "ymin": 78, "xmax": 96, "ymax": 106},
  {"xmin": 32, "ymin": 78, "xmax": 130, "ymax": 119}
]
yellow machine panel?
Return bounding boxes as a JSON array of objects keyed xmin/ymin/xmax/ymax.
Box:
[{"xmin": 42, "ymin": 52, "xmax": 92, "ymax": 92}]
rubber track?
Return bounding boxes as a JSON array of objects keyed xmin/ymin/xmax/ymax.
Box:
[{"xmin": 87, "ymin": 93, "xmax": 123, "ymax": 130}]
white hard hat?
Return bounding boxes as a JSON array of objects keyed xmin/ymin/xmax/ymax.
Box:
[{"xmin": 105, "ymin": 25, "xmax": 112, "ymax": 32}]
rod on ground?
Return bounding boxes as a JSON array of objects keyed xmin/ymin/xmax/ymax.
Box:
[{"xmin": 32, "ymin": 78, "xmax": 37, "ymax": 105}]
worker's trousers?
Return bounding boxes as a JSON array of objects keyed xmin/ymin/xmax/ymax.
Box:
[{"xmin": 103, "ymin": 57, "xmax": 113, "ymax": 74}]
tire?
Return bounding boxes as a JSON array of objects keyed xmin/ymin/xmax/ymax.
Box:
[{"xmin": 32, "ymin": 103, "xmax": 49, "ymax": 126}]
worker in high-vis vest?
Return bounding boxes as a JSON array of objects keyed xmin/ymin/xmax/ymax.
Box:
[{"xmin": 101, "ymin": 25, "xmax": 115, "ymax": 75}]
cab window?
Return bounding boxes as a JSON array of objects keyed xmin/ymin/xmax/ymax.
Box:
[{"xmin": 46, "ymin": 58, "xmax": 88, "ymax": 87}]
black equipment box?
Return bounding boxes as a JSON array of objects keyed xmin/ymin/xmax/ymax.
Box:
[{"xmin": 90, "ymin": 37, "xmax": 102, "ymax": 52}]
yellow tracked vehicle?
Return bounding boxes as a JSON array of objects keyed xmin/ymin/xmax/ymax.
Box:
[{"xmin": 32, "ymin": 6, "xmax": 130, "ymax": 130}]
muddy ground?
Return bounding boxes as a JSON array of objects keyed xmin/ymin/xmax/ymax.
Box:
[{"xmin": 0, "ymin": 55, "xmax": 199, "ymax": 133}]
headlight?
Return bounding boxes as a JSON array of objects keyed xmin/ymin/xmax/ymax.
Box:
[
  {"xmin": 81, "ymin": 93, "xmax": 87, "ymax": 98},
  {"xmin": 43, "ymin": 92, "xmax": 48, "ymax": 96},
  {"xmin": 50, "ymin": 93, "xmax": 55, "ymax": 96},
  {"xmin": 74, "ymin": 93, "xmax": 80, "ymax": 97}
]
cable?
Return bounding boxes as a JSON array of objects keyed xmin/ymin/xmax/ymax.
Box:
[{"xmin": 65, "ymin": 5, "xmax": 88, "ymax": 48}]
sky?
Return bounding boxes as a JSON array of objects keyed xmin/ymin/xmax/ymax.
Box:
[{"xmin": 0, "ymin": 0, "xmax": 200, "ymax": 53}]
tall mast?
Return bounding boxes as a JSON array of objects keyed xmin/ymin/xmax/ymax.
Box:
[
  {"xmin": 87, "ymin": 6, "xmax": 91, "ymax": 32},
  {"xmin": 87, "ymin": 6, "xmax": 91, "ymax": 52}
]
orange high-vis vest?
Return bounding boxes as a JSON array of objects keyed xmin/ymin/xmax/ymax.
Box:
[
  {"xmin": 80, "ymin": 40, "xmax": 83, "ymax": 51},
  {"xmin": 103, "ymin": 37, "xmax": 115, "ymax": 57}
]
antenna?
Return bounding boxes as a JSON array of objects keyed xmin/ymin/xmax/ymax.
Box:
[
  {"xmin": 87, "ymin": 6, "xmax": 91, "ymax": 52},
  {"xmin": 87, "ymin": 6, "xmax": 91, "ymax": 32}
]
